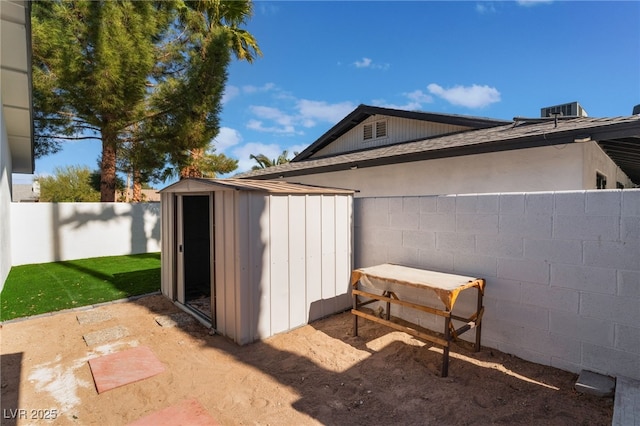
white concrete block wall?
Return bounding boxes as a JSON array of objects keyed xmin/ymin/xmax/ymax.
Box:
[
  {"xmin": 354, "ymin": 189, "xmax": 640, "ymax": 380},
  {"xmin": 10, "ymin": 202, "xmax": 161, "ymax": 266}
]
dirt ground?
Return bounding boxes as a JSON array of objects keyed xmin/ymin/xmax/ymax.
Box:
[{"xmin": 1, "ymin": 294, "xmax": 613, "ymax": 425}]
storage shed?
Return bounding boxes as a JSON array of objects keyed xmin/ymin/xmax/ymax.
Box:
[{"xmin": 159, "ymin": 178, "xmax": 354, "ymax": 344}]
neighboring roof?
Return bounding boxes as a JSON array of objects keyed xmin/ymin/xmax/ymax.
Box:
[
  {"xmin": 160, "ymin": 178, "xmax": 355, "ymax": 195},
  {"xmin": 293, "ymin": 104, "xmax": 510, "ymax": 161},
  {"xmin": 1, "ymin": 0, "xmax": 34, "ymax": 174},
  {"xmin": 236, "ymin": 115, "xmax": 640, "ymax": 184}
]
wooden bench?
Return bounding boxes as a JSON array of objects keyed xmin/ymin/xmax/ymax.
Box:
[{"xmin": 351, "ymin": 263, "xmax": 485, "ymax": 377}]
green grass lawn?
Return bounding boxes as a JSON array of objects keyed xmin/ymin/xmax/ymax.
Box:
[{"xmin": 0, "ymin": 253, "xmax": 161, "ymax": 321}]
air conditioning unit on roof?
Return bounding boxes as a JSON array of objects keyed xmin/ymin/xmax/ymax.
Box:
[{"xmin": 540, "ymin": 102, "xmax": 588, "ymax": 118}]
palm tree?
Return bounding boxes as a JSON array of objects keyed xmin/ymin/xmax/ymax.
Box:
[
  {"xmin": 176, "ymin": 0, "xmax": 261, "ymax": 178},
  {"xmin": 187, "ymin": 0, "xmax": 262, "ymax": 63},
  {"xmin": 250, "ymin": 150, "xmax": 296, "ymax": 170}
]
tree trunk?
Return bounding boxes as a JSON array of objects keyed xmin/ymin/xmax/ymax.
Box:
[
  {"xmin": 132, "ymin": 168, "xmax": 143, "ymax": 202},
  {"xmin": 180, "ymin": 148, "xmax": 204, "ymax": 179},
  {"xmin": 100, "ymin": 131, "xmax": 118, "ymax": 202}
]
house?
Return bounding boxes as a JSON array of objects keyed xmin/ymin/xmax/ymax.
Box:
[
  {"xmin": 1, "ymin": 0, "xmax": 34, "ymax": 290},
  {"xmin": 236, "ymin": 104, "xmax": 640, "ymax": 197}
]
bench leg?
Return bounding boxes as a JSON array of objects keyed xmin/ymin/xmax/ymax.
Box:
[
  {"xmin": 442, "ymin": 315, "xmax": 451, "ymax": 377},
  {"xmin": 353, "ymin": 291, "xmax": 359, "ymax": 337},
  {"xmin": 475, "ymin": 287, "xmax": 483, "ymax": 352}
]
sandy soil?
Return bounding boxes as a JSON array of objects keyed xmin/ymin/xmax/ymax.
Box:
[{"xmin": 1, "ymin": 294, "xmax": 613, "ymax": 425}]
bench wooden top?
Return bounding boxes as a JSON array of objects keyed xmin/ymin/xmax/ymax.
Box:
[{"xmin": 351, "ymin": 263, "xmax": 484, "ymax": 310}]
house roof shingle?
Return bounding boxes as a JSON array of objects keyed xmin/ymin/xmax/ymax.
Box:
[{"xmin": 236, "ymin": 115, "xmax": 640, "ymax": 184}]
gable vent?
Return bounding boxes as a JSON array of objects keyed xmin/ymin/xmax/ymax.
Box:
[
  {"xmin": 363, "ymin": 124, "xmax": 373, "ymax": 140},
  {"xmin": 363, "ymin": 119, "xmax": 387, "ymax": 141}
]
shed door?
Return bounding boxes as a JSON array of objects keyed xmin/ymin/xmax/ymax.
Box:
[{"xmin": 177, "ymin": 194, "xmax": 214, "ymax": 320}]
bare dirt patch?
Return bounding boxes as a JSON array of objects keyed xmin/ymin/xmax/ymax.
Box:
[{"xmin": 1, "ymin": 295, "xmax": 612, "ymax": 425}]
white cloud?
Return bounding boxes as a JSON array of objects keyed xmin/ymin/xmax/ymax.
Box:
[
  {"xmin": 222, "ymin": 85, "xmax": 240, "ymax": 104},
  {"xmin": 242, "ymin": 82, "xmax": 275, "ymax": 94},
  {"xmin": 353, "ymin": 57, "xmax": 390, "ymax": 70},
  {"xmin": 427, "ymin": 83, "xmax": 501, "ymax": 108},
  {"xmin": 222, "ymin": 83, "xmax": 276, "ymax": 103},
  {"xmin": 230, "ymin": 142, "xmax": 287, "ymax": 174},
  {"xmin": 354, "ymin": 57, "xmax": 372, "ymax": 68},
  {"xmin": 212, "ymin": 127, "xmax": 242, "ymax": 152},
  {"xmin": 405, "ymin": 90, "xmax": 434, "ymax": 104},
  {"xmin": 250, "ymin": 105, "xmax": 295, "ymax": 126},
  {"xmin": 246, "ymin": 119, "xmax": 298, "ymax": 134},
  {"xmin": 476, "ymin": 2, "xmax": 497, "ymax": 14},
  {"xmin": 371, "ymin": 89, "xmax": 433, "ymax": 111},
  {"xmin": 246, "ymin": 100, "xmax": 356, "ymax": 135},
  {"xmin": 517, "ymin": 0, "xmax": 553, "ymax": 6},
  {"xmin": 296, "ymin": 100, "xmax": 356, "ymax": 125},
  {"xmin": 372, "ymin": 100, "xmax": 423, "ymax": 111}
]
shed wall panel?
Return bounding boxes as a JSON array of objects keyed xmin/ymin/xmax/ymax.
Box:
[
  {"xmin": 269, "ymin": 195, "xmax": 291, "ymax": 334},
  {"xmin": 223, "ymin": 191, "xmax": 234, "ymax": 337},
  {"xmin": 236, "ymin": 192, "xmax": 252, "ymax": 344},
  {"xmin": 213, "ymin": 192, "xmax": 224, "ymax": 334},
  {"xmin": 334, "ymin": 196, "xmax": 352, "ymax": 309},
  {"xmin": 321, "ymin": 196, "xmax": 337, "ymax": 317},
  {"xmin": 253, "ymin": 195, "xmax": 272, "ymax": 339},
  {"xmin": 160, "ymin": 193, "xmax": 175, "ymax": 299},
  {"xmin": 288, "ymin": 196, "xmax": 308, "ymax": 328},
  {"xmin": 305, "ymin": 196, "xmax": 323, "ymax": 320}
]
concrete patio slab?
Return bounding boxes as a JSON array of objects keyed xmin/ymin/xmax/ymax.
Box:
[
  {"xmin": 154, "ymin": 312, "xmax": 195, "ymax": 328},
  {"xmin": 88, "ymin": 345, "xmax": 165, "ymax": 393},
  {"xmin": 77, "ymin": 310, "xmax": 112, "ymax": 325},
  {"xmin": 83, "ymin": 325, "xmax": 130, "ymax": 346},
  {"xmin": 127, "ymin": 398, "xmax": 218, "ymax": 426}
]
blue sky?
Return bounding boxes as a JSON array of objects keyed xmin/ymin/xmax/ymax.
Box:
[{"xmin": 16, "ymin": 0, "xmax": 640, "ymax": 187}]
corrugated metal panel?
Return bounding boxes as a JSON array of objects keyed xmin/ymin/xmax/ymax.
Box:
[
  {"xmin": 321, "ymin": 196, "xmax": 337, "ymax": 317},
  {"xmin": 312, "ymin": 115, "xmax": 471, "ymax": 158},
  {"xmin": 305, "ymin": 196, "xmax": 323, "ymax": 320},
  {"xmin": 334, "ymin": 195, "xmax": 352, "ymax": 309},
  {"xmin": 288, "ymin": 196, "xmax": 307, "ymax": 328},
  {"xmin": 235, "ymin": 191, "xmax": 251, "ymax": 343},
  {"xmin": 160, "ymin": 193, "xmax": 175, "ymax": 299},
  {"xmin": 254, "ymin": 194, "xmax": 271, "ymax": 340},
  {"xmin": 269, "ymin": 195, "xmax": 290, "ymax": 335}
]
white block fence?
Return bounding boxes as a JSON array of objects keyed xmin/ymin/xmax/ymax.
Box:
[
  {"xmin": 354, "ymin": 189, "xmax": 640, "ymax": 380},
  {"xmin": 10, "ymin": 202, "xmax": 161, "ymax": 266}
]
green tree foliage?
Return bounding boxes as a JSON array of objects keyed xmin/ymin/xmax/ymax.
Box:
[
  {"xmin": 32, "ymin": 1, "xmax": 261, "ymax": 201},
  {"xmin": 38, "ymin": 166, "xmax": 100, "ymax": 202},
  {"xmin": 250, "ymin": 150, "xmax": 296, "ymax": 170},
  {"xmin": 32, "ymin": 1, "xmax": 172, "ymax": 202}
]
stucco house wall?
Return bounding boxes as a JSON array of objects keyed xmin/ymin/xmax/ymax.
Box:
[
  {"xmin": 353, "ymin": 189, "xmax": 640, "ymax": 380},
  {"xmin": 284, "ymin": 142, "xmax": 630, "ymax": 198}
]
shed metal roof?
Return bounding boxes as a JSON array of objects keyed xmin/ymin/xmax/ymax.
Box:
[
  {"xmin": 160, "ymin": 178, "xmax": 355, "ymax": 194},
  {"xmin": 236, "ymin": 115, "xmax": 640, "ymax": 185}
]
